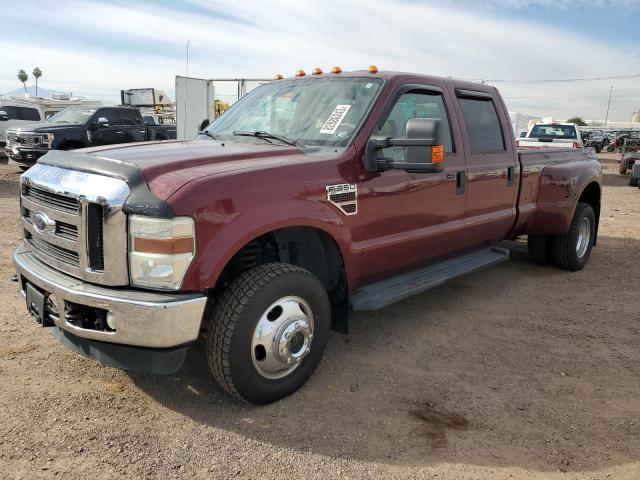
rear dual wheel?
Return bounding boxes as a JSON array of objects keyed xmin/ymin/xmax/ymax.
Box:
[
  {"xmin": 206, "ymin": 263, "xmax": 330, "ymax": 404},
  {"xmin": 528, "ymin": 202, "xmax": 595, "ymax": 271}
]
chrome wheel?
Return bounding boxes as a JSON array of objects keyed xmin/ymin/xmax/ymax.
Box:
[
  {"xmin": 576, "ymin": 217, "xmax": 591, "ymax": 259},
  {"xmin": 251, "ymin": 296, "xmax": 314, "ymax": 380}
]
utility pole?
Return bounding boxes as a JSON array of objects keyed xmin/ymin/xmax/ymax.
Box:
[
  {"xmin": 604, "ymin": 86, "xmax": 613, "ymax": 127},
  {"xmin": 186, "ymin": 41, "xmax": 190, "ymax": 77}
]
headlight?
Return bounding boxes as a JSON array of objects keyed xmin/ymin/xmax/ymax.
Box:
[
  {"xmin": 128, "ymin": 215, "xmax": 196, "ymax": 290},
  {"xmin": 34, "ymin": 132, "xmax": 54, "ymax": 147}
]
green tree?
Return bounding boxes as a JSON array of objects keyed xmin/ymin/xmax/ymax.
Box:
[
  {"xmin": 32, "ymin": 67, "xmax": 42, "ymax": 96},
  {"xmin": 566, "ymin": 116, "xmax": 587, "ymax": 126},
  {"xmin": 17, "ymin": 69, "xmax": 28, "ymax": 94}
]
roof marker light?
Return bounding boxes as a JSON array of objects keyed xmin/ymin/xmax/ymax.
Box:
[
  {"xmin": 274, "ymin": 73, "xmax": 284, "ymax": 80},
  {"xmin": 368, "ymin": 65, "xmax": 378, "ymax": 74},
  {"xmin": 312, "ymin": 67, "xmax": 323, "ymax": 75},
  {"xmin": 295, "ymin": 69, "xmax": 306, "ymax": 77},
  {"xmin": 330, "ymin": 66, "xmax": 342, "ymax": 74}
]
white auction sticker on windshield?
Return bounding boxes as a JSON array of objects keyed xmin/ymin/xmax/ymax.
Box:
[{"xmin": 320, "ymin": 105, "xmax": 352, "ymax": 134}]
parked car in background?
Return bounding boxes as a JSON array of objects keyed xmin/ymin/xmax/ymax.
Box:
[
  {"xmin": 5, "ymin": 105, "xmax": 176, "ymax": 168},
  {"xmin": 582, "ymin": 130, "xmax": 607, "ymax": 153},
  {"xmin": 0, "ymin": 96, "xmax": 102, "ymax": 154},
  {"xmin": 619, "ymin": 138, "xmax": 640, "ymax": 184},
  {"xmin": 517, "ymin": 122, "xmax": 583, "ymax": 149},
  {"xmin": 14, "ymin": 69, "xmax": 602, "ymax": 404}
]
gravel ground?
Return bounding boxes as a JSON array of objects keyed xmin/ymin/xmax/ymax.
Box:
[{"xmin": 0, "ymin": 154, "xmax": 639, "ymax": 479}]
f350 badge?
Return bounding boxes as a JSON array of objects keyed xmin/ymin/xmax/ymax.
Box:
[{"xmin": 326, "ymin": 183, "xmax": 358, "ymax": 216}]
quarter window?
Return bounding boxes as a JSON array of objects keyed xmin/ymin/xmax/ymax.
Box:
[
  {"xmin": 375, "ymin": 91, "xmax": 453, "ymax": 162},
  {"xmin": 457, "ymin": 97, "xmax": 505, "ymax": 154}
]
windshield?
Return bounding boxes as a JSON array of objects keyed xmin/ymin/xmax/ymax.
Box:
[
  {"xmin": 48, "ymin": 107, "xmax": 97, "ymax": 124},
  {"xmin": 529, "ymin": 124, "xmax": 577, "ymax": 140},
  {"xmin": 206, "ymin": 77, "xmax": 383, "ymax": 147}
]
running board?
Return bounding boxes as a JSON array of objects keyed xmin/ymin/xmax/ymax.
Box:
[{"xmin": 350, "ymin": 247, "xmax": 509, "ymax": 311}]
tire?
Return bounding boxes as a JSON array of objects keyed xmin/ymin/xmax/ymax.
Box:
[
  {"xmin": 206, "ymin": 263, "xmax": 331, "ymax": 404},
  {"xmin": 527, "ymin": 235, "xmax": 555, "ymax": 266},
  {"xmin": 18, "ymin": 165, "xmax": 30, "ymax": 172},
  {"xmin": 619, "ymin": 160, "xmax": 628, "ymax": 175},
  {"xmin": 552, "ymin": 203, "xmax": 596, "ymax": 271},
  {"xmin": 630, "ymin": 176, "xmax": 639, "ymax": 187}
]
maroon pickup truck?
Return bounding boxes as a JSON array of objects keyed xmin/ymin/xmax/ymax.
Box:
[{"xmin": 14, "ymin": 69, "xmax": 602, "ymax": 403}]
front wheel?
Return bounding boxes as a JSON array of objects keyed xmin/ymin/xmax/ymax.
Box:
[
  {"xmin": 552, "ymin": 203, "xmax": 596, "ymax": 271},
  {"xmin": 206, "ymin": 263, "xmax": 330, "ymax": 404}
]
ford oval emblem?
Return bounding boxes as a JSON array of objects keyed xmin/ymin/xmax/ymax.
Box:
[{"xmin": 33, "ymin": 211, "xmax": 56, "ymax": 234}]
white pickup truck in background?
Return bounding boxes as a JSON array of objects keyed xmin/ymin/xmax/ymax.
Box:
[{"xmin": 517, "ymin": 122, "xmax": 584, "ymax": 149}]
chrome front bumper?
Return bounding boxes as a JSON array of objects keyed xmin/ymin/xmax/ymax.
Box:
[{"xmin": 14, "ymin": 244, "xmax": 207, "ymax": 349}]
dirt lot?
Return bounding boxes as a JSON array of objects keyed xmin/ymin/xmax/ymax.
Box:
[{"xmin": 0, "ymin": 154, "xmax": 639, "ymax": 479}]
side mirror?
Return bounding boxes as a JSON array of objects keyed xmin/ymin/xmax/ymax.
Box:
[
  {"xmin": 0, "ymin": 111, "xmax": 8, "ymax": 121},
  {"xmin": 199, "ymin": 118, "xmax": 210, "ymax": 131},
  {"xmin": 97, "ymin": 117, "xmax": 110, "ymax": 128},
  {"xmin": 365, "ymin": 118, "xmax": 444, "ymax": 173}
]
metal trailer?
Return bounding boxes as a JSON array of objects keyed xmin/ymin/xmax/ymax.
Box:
[{"xmin": 175, "ymin": 76, "xmax": 270, "ymax": 141}]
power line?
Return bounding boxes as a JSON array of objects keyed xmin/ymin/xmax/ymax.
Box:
[{"xmin": 485, "ymin": 73, "xmax": 640, "ymax": 83}]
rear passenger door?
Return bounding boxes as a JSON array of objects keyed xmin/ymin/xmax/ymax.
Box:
[
  {"xmin": 452, "ymin": 88, "xmax": 518, "ymax": 248},
  {"xmin": 119, "ymin": 109, "xmax": 147, "ymax": 142}
]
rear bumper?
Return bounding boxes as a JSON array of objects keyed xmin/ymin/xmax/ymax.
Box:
[{"xmin": 14, "ymin": 244, "xmax": 207, "ymax": 350}]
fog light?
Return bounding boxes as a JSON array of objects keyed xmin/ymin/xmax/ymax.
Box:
[{"xmin": 106, "ymin": 312, "xmax": 117, "ymax": 331}]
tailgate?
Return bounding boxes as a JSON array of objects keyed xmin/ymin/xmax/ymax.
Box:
[{"xmin": 518, "ymin": 138, "xmax": 576, "ymax": 149}]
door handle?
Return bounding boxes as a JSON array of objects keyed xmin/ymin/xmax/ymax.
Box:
[
  {"xmin": 455, "ymin": 171, "xmax": 466, "ymax": 195},
  {"xmin": 116, "ymin": 131, "xmax": 124, "ymax": 134},
  {"xmin": 507, "ymin": 166, "xmax": 514, "ymax": 186}
]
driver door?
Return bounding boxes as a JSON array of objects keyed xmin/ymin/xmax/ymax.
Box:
[
  {"xmin": 356, "ymin": 84, "xmax": 467, "ymax": 284},
  {"xmin": 89, "ymin": 109, "xmax": 128, "ymax": 146}
]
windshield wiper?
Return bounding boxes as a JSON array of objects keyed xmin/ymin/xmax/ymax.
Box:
[
  {"xmin": 232, "ymin": 130, "xmax": 303, "ymax": 148},
  {"xmin": 198, "ymin": 131, "xmax": 221, "ymax": 140}
]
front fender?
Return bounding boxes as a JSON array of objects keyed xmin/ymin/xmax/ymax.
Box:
[{"xmin": 179, "ymin": 197, "xmax": 356, "ymax": 292}]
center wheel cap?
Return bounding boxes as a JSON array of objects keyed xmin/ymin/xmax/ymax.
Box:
[{"xmin": 251, "ymin": 296, "xmax": 314, "ymax": 380}]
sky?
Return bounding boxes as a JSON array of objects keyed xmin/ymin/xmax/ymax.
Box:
[{"xmin": 1, "ymin": 0, "xmax": 639, "ymax": 122}]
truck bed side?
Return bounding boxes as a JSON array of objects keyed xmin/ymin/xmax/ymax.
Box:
[{"xmin": 512, "ymin": 148, "xmax": 601, "ymax": 237}]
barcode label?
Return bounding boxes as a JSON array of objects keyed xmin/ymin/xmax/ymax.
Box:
[{"xmin": 320, "ymin": 105, "xmax": 352, "ymax": 134}]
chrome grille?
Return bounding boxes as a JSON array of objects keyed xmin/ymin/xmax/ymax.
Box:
[
  {"xmin": 23, "ymin": 185, "xmax": 79, "ymax": 214},
  {"xmin": 25, "ymin": 231, "xmax": 80, "ymax": 266},
  {"xmin": 23, "ymin": 208, "xmax": 78, "ymax": 241},
  {"xmin": 20, "ymin": 163, "xmax": 131, "ymax": 286},
  {"xmin": 7, "ymin": 131, "xmax": 36, "ymax": 147}
]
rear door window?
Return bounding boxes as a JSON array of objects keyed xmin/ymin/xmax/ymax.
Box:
[
  {"xmin": 457, "ymin": 97, "xmax": 505, "ymax": 154},
  {"xmin": 120, "ymin": 109, "xmax": 144, "ymax": 126}
]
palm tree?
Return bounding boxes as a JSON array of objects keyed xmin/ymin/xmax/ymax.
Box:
[
  {"xmin": 17, "ymin": 69, "xmax": 28, "ymax": 94},
  {"xmin": 32, "ymin": 67, "xmax": 42, "ymax": 96}
]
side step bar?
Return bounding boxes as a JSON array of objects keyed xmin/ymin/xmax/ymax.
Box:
[{"xmin": 350, "ymin": 247, "xmax": 509, "ymax": 311}]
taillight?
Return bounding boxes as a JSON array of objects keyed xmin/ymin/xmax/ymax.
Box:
[{"xmin": 573, "ymin": 142, "xmax": 582, "ymax": 149}]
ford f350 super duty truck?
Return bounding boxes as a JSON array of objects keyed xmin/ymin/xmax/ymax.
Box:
[{"xmin": 14, "ymin": 69, "xmax": 602, "ymax": 404}]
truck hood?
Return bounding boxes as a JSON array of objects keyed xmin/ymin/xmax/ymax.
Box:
[
  {"xmin": 40, "ymin": 139, "xmax": 310, "ymax": 204},
  {"xmin": 8, "ymin": 121, "xmax": 82, "ymax": 133}
]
